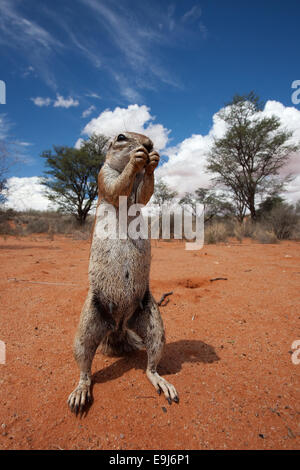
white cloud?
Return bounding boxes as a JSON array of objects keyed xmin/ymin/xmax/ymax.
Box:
[
  {"xmin": 4, "ymin": 177, "xmax": 58, "ymax": 211},
  {"xmin": 31, "ymin": 97, "xmax": 52, "ymax": 107},
  {"xmin": 156, "ymin": 110, "xmax": 226, "ymax": 195},
  {"xmin": 0, "ymin": 0, "xmax": 62, "ymax": 89},
  {"xmin": 121, "ymin": 87, "xmax": 141, "ymax": 103},
  {"xmin": 0, "ymin": 1, "xmax": 60, "ymax": 50},
  {"xmin": 31, "ymin": 94, "xmax": 80, "ymax": 109},
  {"xmin": 199, "ymin": 22, "xmax": 208, "ymax": 39},
  {"xmin": 64, "ymin": 27, "xmax": 102, "ymax": 69},
  {"xmin": 0, "ymin": 114, "xmax": 10, "ymax": 139},
  {"xmin": 158, "ymin": 100, "xmax": 300, "ymax": 203},
  {"xmin": 285, "ymin": 174, "xmax": 300, "ymax": 203},
  {"xmin": 157, "ymin": 134, "xmax": 212, "ymax": 196},
  {"xmin": 81, "ymin": 0, "xmax": 181, "ymax": 93},
  {"xmin": 82, "ymin": 105, "xmax": 96, "ymax": 118},
  {"xmin": 53, "ymin": 94, "xmax": 79, "ymax": 108},
  {"xmin": 85, "ymin": 92, "xmax": 101, "ymax": 99},
  {"xmin": 81, "ymin": 104, "xmax": 170, "ymax": 151},
  {"xmin": 109, "ymin": 71, "xmax": 143, "ymax": 103},
  {"xmin": 22, "ymin": 65, "xmax": 35, "ymax": 77},
  {"xmin": 182, "ymin": 6, "xmax": 202, "ymax": 23},
  {"xmin": 16, "ymin": 141, "xmax": 33, "ymax": 147},
  {"xmin": 4, "ymin": 101, "xmax": 300, "ymax": 212},
  {"xmin": 74, "ymin": 138, "xmax": 84, "ymax": 149},
  {"xmin": 256, "ymin": 101, "xmax": 300, "ymax": 203}
]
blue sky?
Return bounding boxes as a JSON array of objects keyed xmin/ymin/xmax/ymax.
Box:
[{"xmin": 1, "ymin": 0, "xmax": 300, "ymax": 208}]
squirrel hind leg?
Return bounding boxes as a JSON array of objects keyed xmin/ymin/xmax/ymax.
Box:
[
  {"xmin": 128, "ymin": 293, "xmax": 179, "ymax": 404},
  {"xmin": 68, "ymin": 291, "xmax": 111, "ymax": 414}
]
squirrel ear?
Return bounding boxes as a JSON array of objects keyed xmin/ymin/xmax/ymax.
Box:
[{"xmin": 105, "ymin": 138, "xmax": 113, "ymax": 153}]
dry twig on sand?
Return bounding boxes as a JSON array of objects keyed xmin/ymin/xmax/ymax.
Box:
[
  {"xmin": 210, "ymin": 277, "xmax": 228, "ymax": 282},
  {"xmin": 157, "ymin": 291, "xmax": 173, "ymax": 306}
]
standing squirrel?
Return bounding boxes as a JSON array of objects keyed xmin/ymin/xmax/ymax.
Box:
[{"xmin": 68, "ymin": 132, "xmax": 179, "ymax": 414}]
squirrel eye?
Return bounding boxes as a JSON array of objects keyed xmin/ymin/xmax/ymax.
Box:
[{"xmin": 117, "ymin": 134, "xmax": 127, "ymax": 142}]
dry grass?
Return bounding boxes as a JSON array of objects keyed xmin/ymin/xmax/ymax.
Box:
[
  {"xmin": 290, "ymin": 221, "xmax": 300, "ymax": 241},
  {"xmin": 72, "ymin": 230, "xmax": 91, "ymax": 241},
  {"xmin": 230, "ymin": 219, "xmax": 256, "ymax": 242},
  {"xmin": 204, "ymin": 222, "xmax": 228, "ymax": 244},
  {"xmin": 266, "ymin": 205, "xmax": 298, "ymax": 240},
  {"xmin": 253, "ymin": 227, "xmax": 278, "ymax": 244},
  {"xmin": 1, "ymin": 208, "xmax": 299, "ymax": 246},
  {"xmin": 0, "ymin": 209, "xmax": 94, "ymax": 237}
]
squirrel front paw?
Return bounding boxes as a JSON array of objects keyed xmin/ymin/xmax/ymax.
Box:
[
  {"xmin": 145, "ymin": 151, "xmax": 160, "ymax": 174},
  {"xmin": 129, "ymin": 146, "xmax": 149, "ymax": 172}
]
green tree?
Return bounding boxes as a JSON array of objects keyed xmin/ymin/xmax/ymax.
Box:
[
  {"xmin": 179, "ymin": 188, "xmax": 235, "ymax": 223},
  {"xmin": 153, "ymin": 178, "xmax": 178, "ymax": 205},
  {"xmin": 257, "ymin": 193, "xmax": 285, "ymax": 217},
  {"xmin": 41, "ymin": 134, "xmax": 108, "ymax": 224},
  {"xmin": 195, "ymin": 188, "xmax": 235, "ymax": 222},
  {"xmin": 207, "ymin": 92, "xmax": 298, "ymax": 220}
]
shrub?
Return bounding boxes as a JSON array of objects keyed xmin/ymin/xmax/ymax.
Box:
[
  {"xmin": 72, "ymin": 230, "xmax": 91, "ymax": 240},
  {"xmin": 0, "ymin": 220, "xmax": 13, "ymax": 235},
  {"xmin": 253, "ymin": 227, "xmax": 278, "ymax": 244},
  {"xmin": 26, "ymin": 218, "xmax": 49, "ymax": 234},
  {"xmin": 50, "ymin": 216, "xmax": 77, "ymax": 234},
  {"xmin": 0, "ymin": 209, "xmax": 95, "ymax": 236},
  {"xmin": 205, "ymin": 222, "xmax": 228, "ymax": 244},
  {"xmin": 233, "ymin": 222, "xmax": 244, "ymax": 242},
  {"xmin": 266, "ymin": 204, "xmax": 298, "ymax": 240},
  {"xmin": 290, "ymin": 221, "xmax": 300, "ymax": 240}
]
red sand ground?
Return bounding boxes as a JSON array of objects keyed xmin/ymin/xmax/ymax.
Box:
[{"xmin": 0, "ymin": 235, "xmax": 299, "ymax": 450}]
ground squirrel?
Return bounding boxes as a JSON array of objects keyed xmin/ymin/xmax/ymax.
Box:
[{"xmin": 68, "ymin": 132, "xmax": 179, "ymax": 414}]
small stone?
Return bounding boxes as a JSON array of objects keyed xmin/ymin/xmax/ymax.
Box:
[
  {"xmin": 120, "ymin": 434, "xmax": 124, "ymax": 439},
  {"xmin": 258, "ymin": 433, "xmax": 265, "ymax": 439},
  {"xmin": 162, "ymin": 407, "xmax": 167, "ymax": 413}
]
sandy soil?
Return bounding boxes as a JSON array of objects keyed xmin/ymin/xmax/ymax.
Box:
[{"xmin": 0, "ymin": 235, "xmax": 299, "ymax": 450}]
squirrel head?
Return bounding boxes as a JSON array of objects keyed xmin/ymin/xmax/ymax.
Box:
[{"xmin": 105, "ymin": 132, "xmax": 154, "ymax": 172}]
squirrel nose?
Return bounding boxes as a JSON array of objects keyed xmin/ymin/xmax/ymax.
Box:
[{"xmin": 142, "ymin": 138, "xmax": 153, "ymax": 153}]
